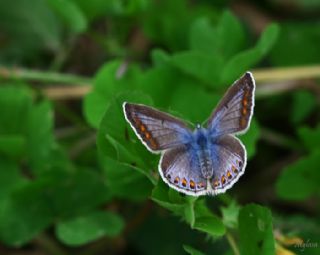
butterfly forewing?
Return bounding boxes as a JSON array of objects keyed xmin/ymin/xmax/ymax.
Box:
[
  {"xmin": 123, "ymin": 103, "xmax": 192, "ymax": 153},
  {"xmin": 208, "ymin": 72, "xmax": 255, "ymax": 136},
  {"xmin": 209, "ymin": 135, "xmax": 246, "ymax": 194}
]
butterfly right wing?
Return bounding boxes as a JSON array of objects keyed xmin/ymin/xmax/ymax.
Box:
[
  {"xmin": 207, "ymin": 72, "xmax": 255, "ymax": 136},
  {"xmin": 123, "ymin": 102, "xmax": 192, "ymax": 153},
  {"xmin": 209, "ymin": 135, "xmax": 246, "ymax": 195},
  {"xmin": 159, "ymin": 145, "xmax": 208, "ymax": 196}
]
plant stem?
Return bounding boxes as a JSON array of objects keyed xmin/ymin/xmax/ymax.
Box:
[
  {"xmin": 226, "ymin": 232, "xmax": 240, "ymax": 255},
  {"xmin": 253, "ymin": 65, "xmax": 320, "ymax": 82},
  {"xmin": 0, "ymin": 66, "xmax": 91, "ymax": 85},
  {"xmin": 1, "ymin": 65, "xmax": 320, "ymax": 99}
]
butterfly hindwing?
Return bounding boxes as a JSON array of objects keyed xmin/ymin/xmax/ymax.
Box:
[
  {"xmin": 209, "ymin": 135, "xmax": 246, "ymax": 194},
  {"xmin": 123, "ymin": 103, "xmax": 192, "ymax": 153},
  {"xmin": 159, "ymin": 145, "xmax": 208, "ymax": 195},
  {"xmin": 208, "ymin": 72, "xmax": 255, "ymax": 136}
]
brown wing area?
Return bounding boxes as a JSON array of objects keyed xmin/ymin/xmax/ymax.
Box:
[
  {"xmin": 207, "ymin": 72, "xmax": 255, "ymax": 135},
  {"xmin": 123, "ymin": 103, "xmax": 191, "ymax": 152}
]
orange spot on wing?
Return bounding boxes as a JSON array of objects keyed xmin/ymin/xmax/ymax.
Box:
[
  {"xmin": 174, "ymin": 177, "xmax": 180, "ymax": 184},
  {"xmin": 214, "ymin": 180, "xmax": 220, "ymax": 188},
  {"xmin": 232, "ymin": 165, "xmax": 238, "ymax": 174},
  {"xmin": 182, "ymin": 178, "xmax": 187, "ymax": 187},
  {"xmin": 240, "ymin": 118, "xmax": 247, "ymax": 128},
  {"xmin": 227, "ymin": 171, "xmax": 232, "ymax": 179},
  {"xmin": 221, "ymin": 175, "xmax": 226, "ymax": 184},
  {"xmin": 243, "ymin": 99, "xmax": 248, "ymax": 106},
  {"xmin": 150, "ymin": 139, "xmax": 158, "ymax": 149},
  {"xmin": 133, "ymin": 116, "xmax": 142, "ymax": 125},
  {"xmin": 242, "ymin": 108, "xmax": 247, "ymax": 115},
  {"xmin": 140, "ymin": 125, "xmax": 146, "ymax": 132},
  {"xmin": 190, "ymin": 180, "xmax": 195, "ymax": 189},
  {"xmin": 145, "ymin": 132, "xmax": 151, "ymax": 139}
]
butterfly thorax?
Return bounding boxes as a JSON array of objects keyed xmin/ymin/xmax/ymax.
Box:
[{"xmin": 192, "ymin": 127, "xmax": 214, "ymax": 179}]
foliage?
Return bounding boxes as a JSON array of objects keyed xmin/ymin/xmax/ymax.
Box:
[{"xmin": 0, "ymin": 0, "xmax": 320, "ymax": 254}]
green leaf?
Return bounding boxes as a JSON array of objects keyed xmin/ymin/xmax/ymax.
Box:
[
  {"xmin": 46, "ymin": 169, "xmax": 110, "ymax": 218},
  {"xmin": 0, "ymin": 180, "xmax": 54, "ymax": 246},
  {"xmin": 189, "ymin": 17, "xmax": 217, "ymax": 53},
  {"xmin": 151, "ymin": 180, "xmax": 186, "ymax": 216},
  {"xmin": 97, "ymin": 91, "xmax": 153, "ymax": 166},
  {"xmin": 0, "ymin": 135, "xmax": 25, "ymax": 159},
  {"xmin": 171, "ymin": 51, "xmax": 223, "ymax": 86},
  {"xmin": 0, "ymin": 0, "xmax": 62, "ymax": 60},
  {"xmin": 239, "ymin": 118, "xmax": 260, "ymax": 159},
  {"xmin": 69, "ymin": 0, "xmax": 115, "ymax": 20},
  {"xmin": 215, "ymin": 11, "xmax": 245, "ymax": 59},
  {"xmin": 47, "ymin": 0, "xmax": 88, "ymax": 33},
  {"xmin": 137, "ymin": 65, "xmax": 191, "ymax": 109},
  {"xmin": 189, "ymin": 11, "xmax": 245, "ymax": 59},
  {"xmin": 151, "ymin": 49, "xmax": 171, "ymax": 67},
  {"xmin": 183, "ymin": 244, "xmax": 205, "ymax": 255},
  {"xmin": 0, "ymin": 86, "xmax": 62, "ymax": 173},
  {"xmin": 221, "ymin": 200, "xmax": 240, "ymax": 229},
  {"xmin": 0, "ymin": 160, "xmax": 26, "ymax": 201},
  {"xmin": 142, "ymin": 0, "xmax": 200, "ymax": 50},
  {"xmin": 239, "ymin": 204, "xmax": 275, "ymax": 255},
  {"xmin": 84, "ymin": 60, "xmax": 141, "ymax": 128},
  {"xmin": 276, "ymin": 151, "xmax": 320, "ymax": 200},
  {"xmin": 270, "ymin": 22, "xmax": 320, "ymax": 66},
  {"xmin": 192, "ymin": 199, "xmax": 225, "ymax": 237},
  {"xmin": 220, "ymin": 23, "xmax": 280, "ymax": 86},
  {"xmin": 170, "ymin": 82, "xmax": 221, "ymax": 124},
  {"xmin": 152, "ymin": 181, "xmax": 225, "ymax": 237},
  {"xmin": 100, "ymin": 156, "xmax": 153, "ymax": 201},
  {"xmin": 298, "ymin": 125, "xmax": 320, "ymax": 152},
  {"xmin": 0, "ymin": 86, "xmax": 32, "ymax": 135},
  {"xmin": 26, "ymin": 101, "xmax": 56, "ymax": 175},
  {"xmin": 291, "ymin": 91, "xmax": 316, "ymax": 124},
  {"xmin": 193, "ymin": 215, "xmax": 225, "ymax": 237},
  {"xmin": 56, "ymin": 211, "xmax": 124, "ymax": 246}
]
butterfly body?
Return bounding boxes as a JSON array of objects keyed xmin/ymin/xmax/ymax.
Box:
[
  {"xmin": 123, "ymin": 72, "xmax": 255, "ymax": 196},
  {"xmin": 188, "ymin": 126, "xmax": 214, "ymax": 179}
]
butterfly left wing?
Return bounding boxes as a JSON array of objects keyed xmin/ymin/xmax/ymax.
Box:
[
  {"xmin": 159, "ymin": 145, "xmax": 208, "ymax": 196},
  {"xmin": 209, "ymin": 135, "xmax": 246, "ymax": 195},
  {"xmin": 123, "ymin": 102, "xmax": 192, "ymax": 153},
  {"xmin": 207, "ymin": 72, "xmax": 255, "ymax": 136}
]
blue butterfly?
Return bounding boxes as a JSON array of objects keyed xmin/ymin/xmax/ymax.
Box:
[{"xmin": 123, "ymin": 72, "xmax": 255, "ymax": 196}]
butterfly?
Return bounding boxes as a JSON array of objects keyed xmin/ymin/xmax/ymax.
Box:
[{"xmin": 123, "ymin": 72, "xmax": 255, "ymax": 196}]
